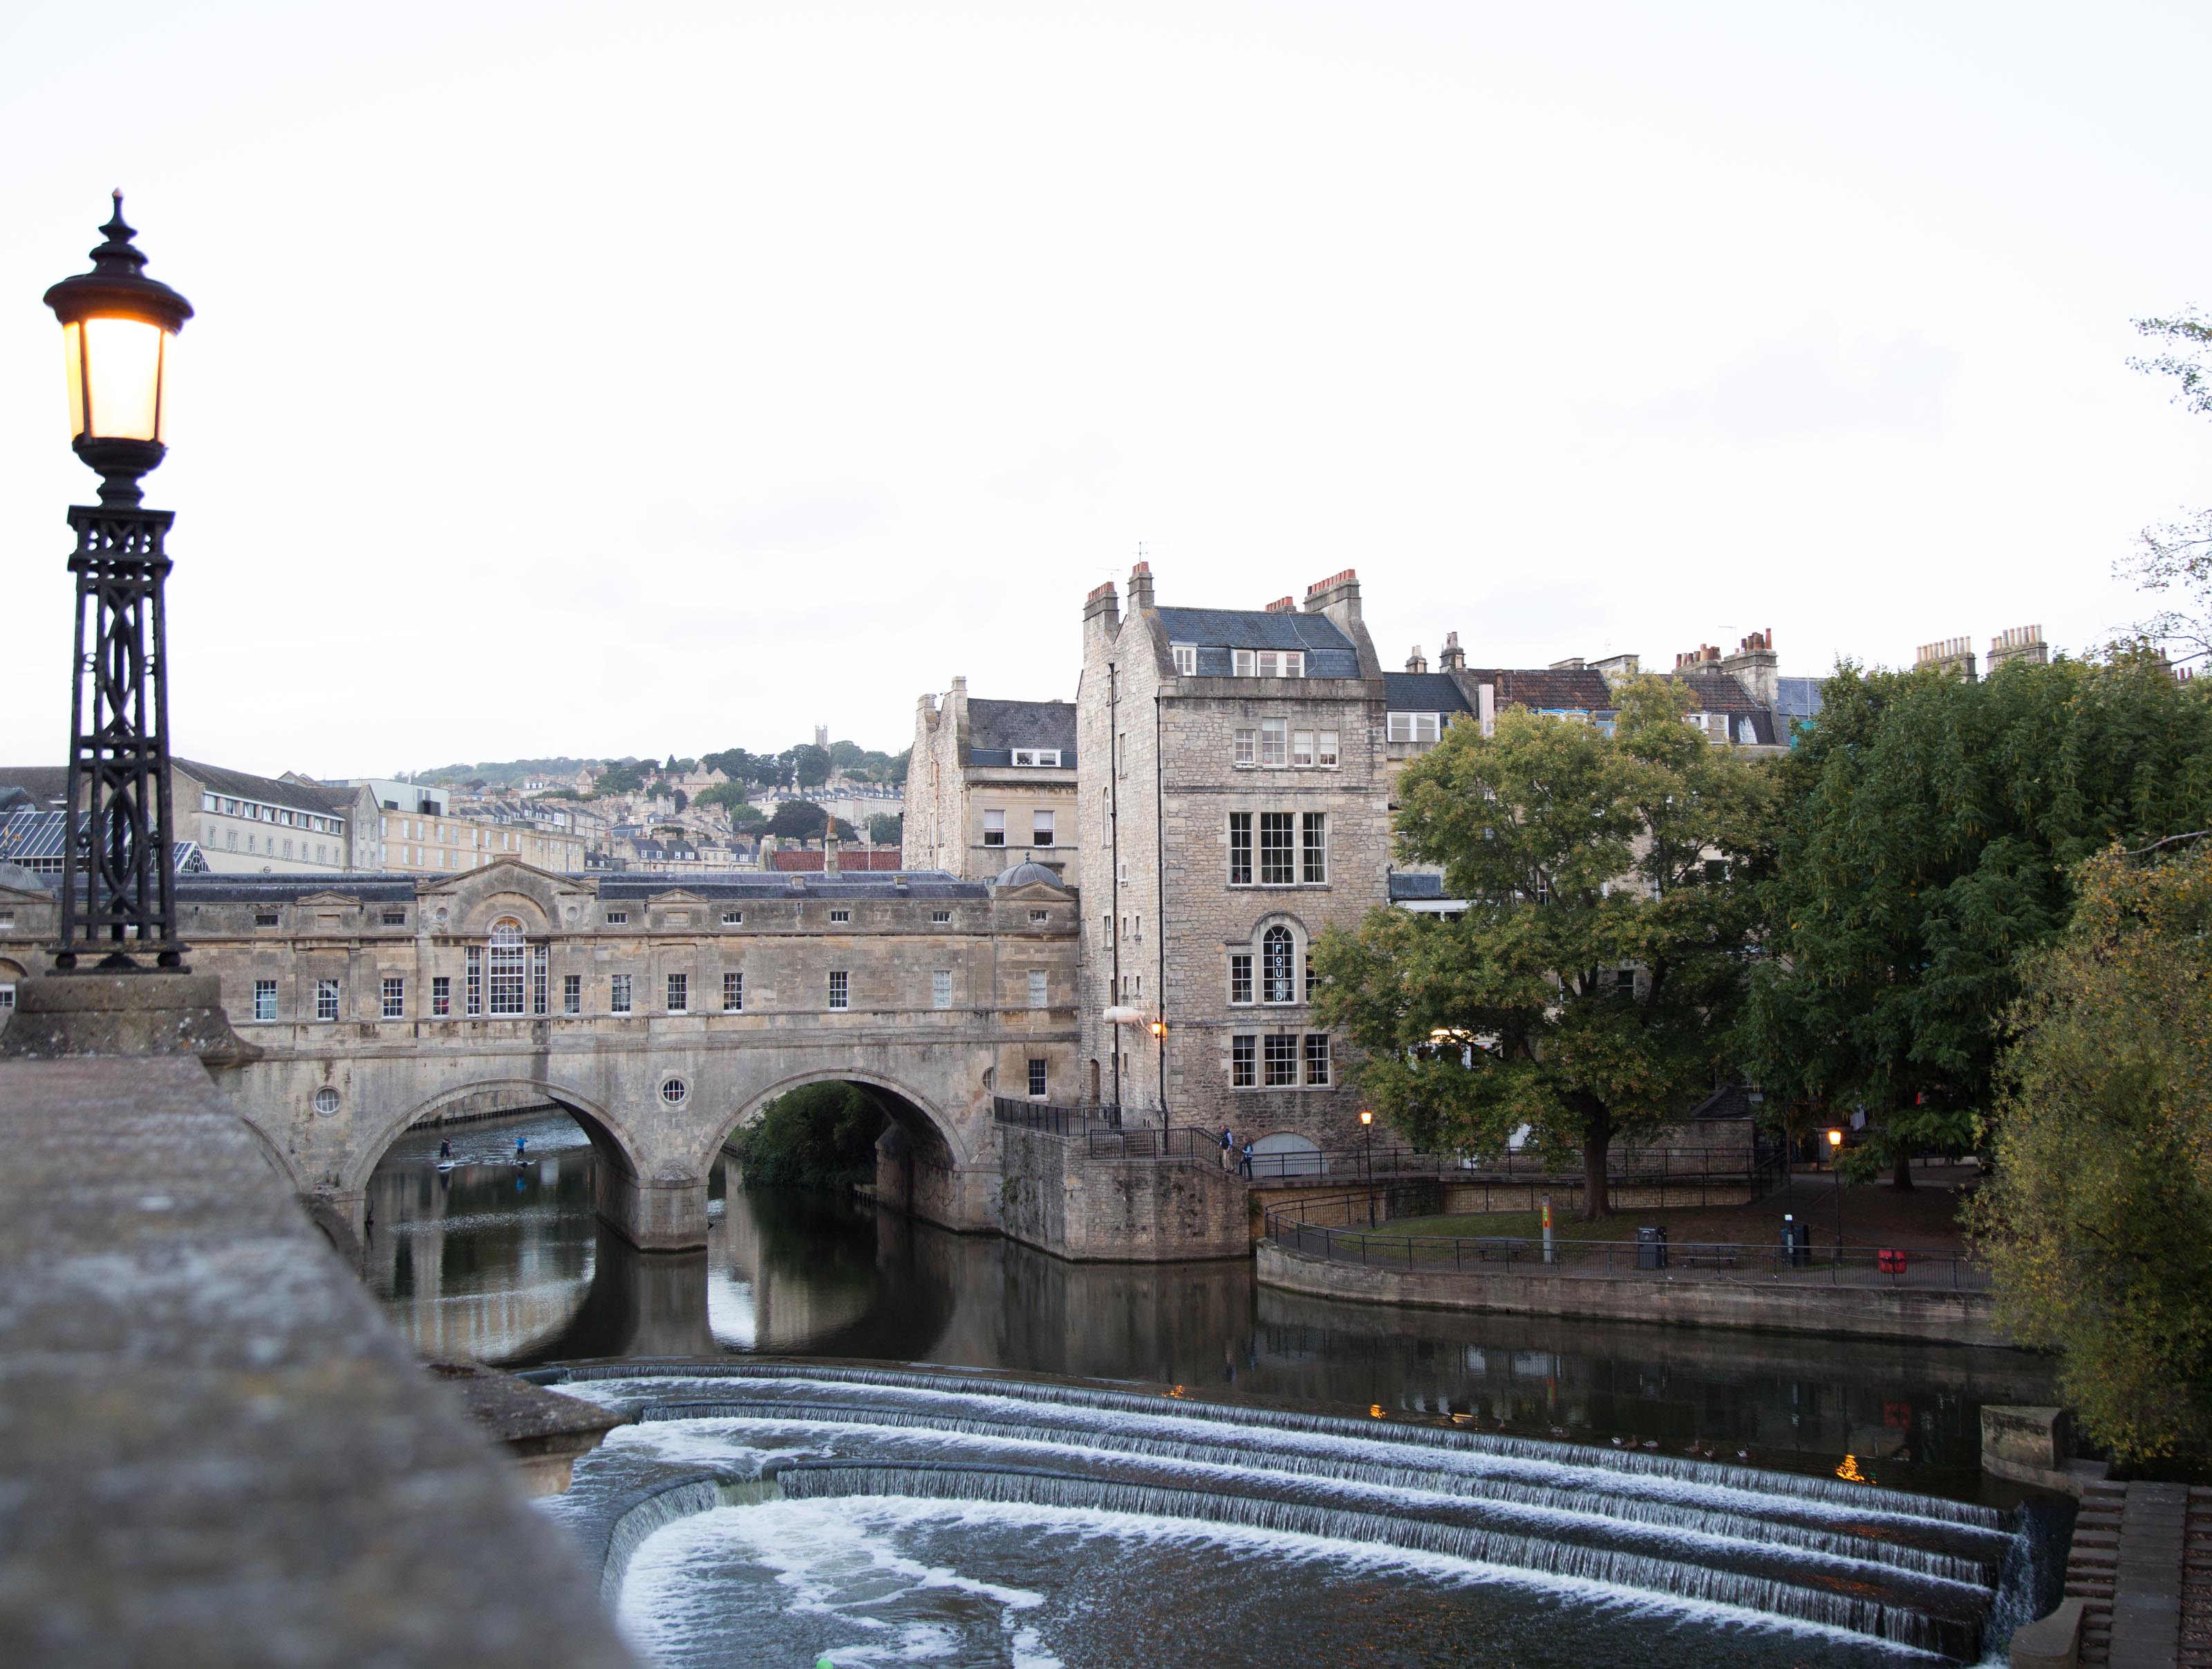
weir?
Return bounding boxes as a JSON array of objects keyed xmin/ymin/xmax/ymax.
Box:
[{"xmin": 543, "ymin": 1360, "xmax": 2047, "ymax": 1664}]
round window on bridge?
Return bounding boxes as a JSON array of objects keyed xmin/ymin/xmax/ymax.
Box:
[
  {"xmin": 659, "ymin": 1076, "xmax": 688, "ymax": 1107},
  {"xmin": 312, "ymin": 1087, "xmax": 340, "ymax": 1116}
]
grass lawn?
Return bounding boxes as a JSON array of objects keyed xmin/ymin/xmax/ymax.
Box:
[{"xmin": 1373, "ymin": 1169, "xmax": 1976, "ymax": 1252}]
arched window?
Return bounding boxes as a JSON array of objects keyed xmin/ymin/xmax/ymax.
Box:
[
  {"xmin": 487, "ymin": 917, "xmax": 526, "ymax": 1015},
  {"xmin": 1262, "ymin": 924, "xmax": 1296, "ymax": 1004}
]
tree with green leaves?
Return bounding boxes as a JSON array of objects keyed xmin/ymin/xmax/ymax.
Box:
[
  {"xmin": 782, "ymin": 743, "xmax": 832, "ymax": 790},
  {"xmin": 1312, "ymin": 676, "xmax": 1770, "ymax": 1220},
  {"xmin": 765, "ymin": 799, "xmax": 854, "ymax": 842},
  {"xmin": 1968, "ymin": 841, "xmax": 2212, "ymax": 1471},
  {"xmin": 868, "ymin": 812, "xmax": 903, "ymax": 846},
  {"xmin": 591, "ymin": 759, "xmax": 646, "ymax": 796},
  {"xmin": 1741, "ymin": 653, "xmax": 2212, "ymax": 1186},
  {"xmin": 693, "ymin": 782, "xmax": 751, "ymax": 815}
]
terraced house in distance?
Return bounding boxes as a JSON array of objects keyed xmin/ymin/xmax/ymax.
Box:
[
  {"xmin": 1076, "ymin": 563, "xmax": 1390, "ymax": 1162},
  {"xmin": 904, "ymin": 679, "xmax": 1081, "ymax": 886}
]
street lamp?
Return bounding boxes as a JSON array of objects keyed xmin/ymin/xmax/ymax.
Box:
[
  {"xmin": 42, "ymin": 193, "xmax": 194, "ymax": 969},
  {"xmin": 1825, "ymin": 1128, "xmax": 1845, "ymax": 1256},
  {"xmin": 1360, "ymin": 1108, "xmax": 1375, "ymax": 1225}
]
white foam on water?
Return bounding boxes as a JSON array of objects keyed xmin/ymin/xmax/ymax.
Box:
[
  {"xmin": 621, "ymin": 1498, "xmax": 1047, "ymax": 1666},
  {"xmin": 619, "ymin": 1491, "xmax": 1942, "ymax": 1663},
  {"xmin": 578, "ymin": 1371, "xmax": 1992, "ymax": 1541},
  {"xmin": 617, "ymin": 1410, "xmax": 1984, "ymax": 1596}
]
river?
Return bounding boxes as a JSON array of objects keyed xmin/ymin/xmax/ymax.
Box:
[{"xmin": 364, "ymin": 1108, "xmax": 2065, "ymax": 1666}]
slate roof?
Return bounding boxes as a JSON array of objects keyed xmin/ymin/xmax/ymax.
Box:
[
  {"xmin": 596, "ymin": 870, "xmax": 991, "ymax": 900},
  {"xmin": 1471, "ymin": 668, "xmax": 1618, "ymax": 711},
  {"xmin": 1382, "ymin": 673, "xmax": 1474, "ymax": 714},
  {"xmin": 1774, "ymin": 677, "xmax": 1825, "ymax": 722},
  {"xmin": 1671, "ymin": 669, "xmax": 1763, "ymax": 714},
  {"xmin": 1154, "ymin": 607, "xmax": 1364, "ymax": 678},
  {"xmin": 176, "ymin": 873, "xmax": 420, "ymax": 902},
  {"xmin": 176, "ymin": 760, "xmax": 350, "ymax": 819},
  {"xmin": 0, "ymin": 767, "xmax": 71, "ymax": 809},
  {"xmin": 966, "ymin": 698, "xmax": 1079, "ymax": 767}
]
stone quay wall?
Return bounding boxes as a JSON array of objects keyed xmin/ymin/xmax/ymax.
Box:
[{"xmin": 1256, "ymin": 1241, "xmax": 2009, "ymax": 1346}]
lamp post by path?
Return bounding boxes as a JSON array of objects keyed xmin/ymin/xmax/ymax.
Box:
[
  {"xmin": 1, "ymin": 195, "xmax": 250, "ymax": 1064},
  {"xmin": 1360, "ymin": 1108, "xmax": 1375, "ymax": 1226},
  {"xmin": 1826, "ymin": 1128, "xmax": 1846, "ymax": 1257}
]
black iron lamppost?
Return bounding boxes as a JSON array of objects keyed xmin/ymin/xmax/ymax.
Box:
[
  {"xmin": 1826, "ymin": 1127, "xmax": 1846, "ymax": 1256},
  {"xmin": 43, "ymin": 192, "xmax": 194, "ymax": 971},
  {"xmin": 1360, "ymin": 1108, "xmax": 1375, "ymax": 1225}
]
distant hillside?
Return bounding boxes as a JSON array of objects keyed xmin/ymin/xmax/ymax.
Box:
[{"xmin": 418, "ymin": 757, "xmax": 602, "ymax": 788}]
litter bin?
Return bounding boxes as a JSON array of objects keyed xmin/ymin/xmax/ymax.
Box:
[
  {"xmin": 1635, "ymin": 1224, "xmax": 1668, "ymax": 1271},
  {"xmin": 1781, "ymin": 1217, "xmax": 1810, "ymax": 1268}
]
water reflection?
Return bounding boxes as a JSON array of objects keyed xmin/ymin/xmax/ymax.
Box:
[{"xmin": 366, "ymin": 1108, "xmax": 2057, "ymax": 1493}]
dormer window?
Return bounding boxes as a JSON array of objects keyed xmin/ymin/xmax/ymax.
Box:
[
  {"xmin": 1010, "ymin": 749, "xmax": 1062, "ymax": 767},
  {"xmin": 1233, "ymin": 649, "xmax": 1303, "ymax": 678},
  {"xmin": 1172, "ymin": 644, "xmax": 1197, "ymax": 675},
  {"xmin": 1387, "ymin": 712, "xmax": 1442, "ymax": 744}
]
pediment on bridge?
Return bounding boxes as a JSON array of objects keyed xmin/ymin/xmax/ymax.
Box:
[
  {"xmin": 293, "ymin": 889, "xmax": 363, "ymax": 908},
  {"xmin": 415, "ymin": 857, "xmax": 596, "ymax": 935},
  {"xmin": 637, "ymin": 888, "xmax": 711, "ymax": 906},
  {"xmin": 0, "ymin": 878, "xmax": 50, "ymax": 908}
]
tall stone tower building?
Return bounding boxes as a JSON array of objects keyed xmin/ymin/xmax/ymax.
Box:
[{"xmin": 1076, "ymin": 562, "xmax": 1388, "ymax": 1157}]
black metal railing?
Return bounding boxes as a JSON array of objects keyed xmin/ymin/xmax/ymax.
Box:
[
  {"xmin": 1231, "ymin": 1141, "xmax": 1787, "ymax": 1195},
  {"xmin": 1263, "ymin": 1193, "xmax": 1989, "ymax": 1291},
  {"xmin": 991, "ymin": 1097, "xmax": 1123, "ymax": 1135},
  {"xmin": 1085, "ymin": 1126, "xmax": 1220, "ymax": 1163}
]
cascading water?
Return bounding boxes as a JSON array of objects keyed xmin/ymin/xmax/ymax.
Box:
[{"xmin": 545, "ymin": 1361, "xmax": 2038, "ymax": 1667}]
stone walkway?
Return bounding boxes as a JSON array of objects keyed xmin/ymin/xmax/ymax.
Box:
[{"xmin": 2065, "ymin": 1480, "xmax": 2212, "ymax": 1668}]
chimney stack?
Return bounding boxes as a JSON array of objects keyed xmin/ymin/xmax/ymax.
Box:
[
  {"xmin": 1987, "ymin": 624, "xmax": 2048, "ymax": 671},
  {"xmin": 1719, "ymin": 628, "xmax": 1779, "ymax": 711},
  {"xmin": 1127, "ymin": 561, "xmax": 1154, "ymax": 612},
  {"xmin": 1302, "ymin": 568, "xmax": 1362, "ymax": 626},
  {"xmin": 1439, "ymin": 631, "xmax": 1466, "ymax": 671},
  {"xmin": 1263, "ymin": 595, "xmax": 1295, "ymax": 613},
  {"xmin": 1405, "ymin": 645, "xmax": 1429, "ymax": 675},
  {"xmin": 1915, "ymin": 636, "xmax": 1978, "ymax": 682}
]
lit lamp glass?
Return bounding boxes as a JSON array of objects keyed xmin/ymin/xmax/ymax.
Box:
[
  {"xmin": 1359, "ymin": 1110, "xmax": 1374, "ymax": 1127},
  {"xmin": 1825, "ymin": 1128, "xmax": 1843, "ymax": 1150},
  {"xmin": 44, "ymin": 192, "xmax": 193, "ymax": 503},
  {"xmin": 63, "ymin": 314, "xmax": 171, "ymax": 444}
]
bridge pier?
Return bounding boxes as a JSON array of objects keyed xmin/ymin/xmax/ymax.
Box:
[{"xmin": 596, "ymin": 1172, "xmax": 709, "ymax": 1253}]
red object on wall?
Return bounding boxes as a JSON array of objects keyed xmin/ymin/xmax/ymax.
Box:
[{"xmin": 1877, "ymin": 1249, "xmax": 1908, "ymax": 1275}]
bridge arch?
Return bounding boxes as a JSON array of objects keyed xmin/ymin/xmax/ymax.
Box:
[
  {"xmin": 343, "ymin": 1076, "xmax": 653, "ymax": 1197},
  {"xmin": 711, "ymin": 1067, "xmax": 965, "ymax": 1172}
]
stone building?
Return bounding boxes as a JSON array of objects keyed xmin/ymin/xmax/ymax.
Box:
[
  {"xmin": 0, "ymin": 760, "xmax": 377, "ymax": 875},
  {"xmin": 1076, "ymin": 562, "xmax": 1389, "ymax": 1159},
  {"xmin": 904, "ymin": 678, "xmax": 1080, "ymax": 886}
]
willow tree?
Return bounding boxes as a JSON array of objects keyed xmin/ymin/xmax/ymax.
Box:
[
  {"xmin": 1741, "ymin": 652, "xmax": 2212, "ymax": 1186},
  {"xmin": 1968, "ymin": 843, "xmax": 2212, "ymax": 1468},
  {"xmin": 1311, "ymin": 676, "xmax": 1770, "ymax": 1220}
]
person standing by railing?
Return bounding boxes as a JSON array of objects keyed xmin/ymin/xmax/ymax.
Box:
[{"xmin": 1219, "ymin": 1126, "xmax": 1233, "ymax": 1171}]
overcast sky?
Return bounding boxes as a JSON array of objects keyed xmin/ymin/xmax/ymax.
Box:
[{"xmin": 3, "ymin": 3, "xmax": 2206, "ymax": 778}]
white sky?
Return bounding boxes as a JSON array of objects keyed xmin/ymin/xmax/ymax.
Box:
[{"xmin": 2, "ymin": 2, "xmax": 2207, "ymax": 778}]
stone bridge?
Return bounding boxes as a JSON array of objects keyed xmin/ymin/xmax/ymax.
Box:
[{"xmin": 0, "ymin": 858, "xmax": 1085, "ymax": 1249}]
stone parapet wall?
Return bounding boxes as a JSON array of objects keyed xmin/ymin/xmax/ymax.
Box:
[{"xmin": 998, "ymin": 1123, "xmax": 1249, "ymax": 1262}]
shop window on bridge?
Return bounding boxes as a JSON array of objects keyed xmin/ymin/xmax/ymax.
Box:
[
  {"xmin": 254, "ymin": 979, "xmax": 276, "ymax": 1021},
  {"xmin": 723, "ymin": 970, "xmax": 743, "ymax": 1011},
  {"xmin": 431, "ymin": 976, "xmax": 450, "ymax": 1017},
  {"xmin": 563, "ymin": 973, "xmax": 582, "ymax": 1014},
  {"xmin": 465, "ymin": 947, "xmax": 482, "ymax": 1015},
  {"xmin": 532, "ymin": 945, "xmax": 548, "ymax": 1015},
  {"xmin": 380, "ymin": 977, "xmax": 404, "ymax": 1020},
  {"xmin": 315, "ymin": 979, "xmax": 340, "ymax": 1023}
]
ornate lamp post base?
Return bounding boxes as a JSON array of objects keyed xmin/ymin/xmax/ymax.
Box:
[{"xmin": 0, "ymin": 970, "xmax": 259, "ymax": 1066}]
